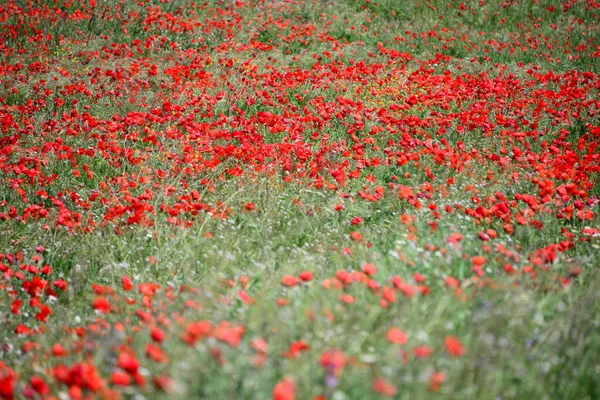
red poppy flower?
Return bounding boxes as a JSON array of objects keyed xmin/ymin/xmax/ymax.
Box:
[
  {"xmin": 387, "ymin": 327, "xmax": 408, "ymax": 345},
  {"xmin": 273, "ymin": 379, "xmax": 295, "ymax": 400},
  {"xmin": 92, "ymin": 296, "xmax": 111, "ymax": 313},
  {"xmin": 372, "ymin": 377, "xmax": 397, "ymax": 397},
  {"xmin": 281, "ymin": 275, "xmax": 298, "ymax": 287},
  {"xmin": 444, "ymin": 336, "xmax": 466, "ymax": 357}
]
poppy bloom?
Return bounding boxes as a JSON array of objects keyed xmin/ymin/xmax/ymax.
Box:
[
  {"xmin": 273, "ymin": 379, "xmax": 295, "ymax": 400},
  {"xmin": 299, "ymin": 271, "xmax": 313, "ymax": 281},
  {"xmin": 0, "ymin": 366, "xmax": 16, "ymax": 399},
  {"xmin": 361, "ymin": 263, "xmax": 377, "ymax": 275},
  {"xmin": 111, "ymin": 371, "xmax": 131, "ymax": 386},
  {"xmin": 349, "ymin": 231, "xmax": 363, "ymax": 241},
  {"xmin": 429, "ymin": 372, "xmax": 446, "ymax": 391},
  {"xmin": 444, "ymin": 336, "xmax": 466, "ymax": 357},
  {"xmin": 281, "ymin": 276, "xmax": 298, "ymax": 287},
  {"xmin": 151, "ymin": 327, "xmax": 165, "ymax": 343},
  {"xmin": 372, "ymin": 377, "xmax": 397, "ymax": 396},
  {"xmin": 92, "ymin": 296, "xmax": 111, "ymax": 313},
  {"xmin": 121, "ymin": 276, "xmax": 133, "ymax": 291},
  {"xmin": 284, "ymin": 341, "xmax": 310, "ymax": 358},
  {"xmin": 351, "ymin": 216, "xmax": 363, "ymax": 225},
  {"xmin": 320, "ymin": 350, "xmax": 346, "ymax": 375},
  {"xmin": 387, "ymin": 327, "xmax": 408, "ymax": 345},
  {"xmin": 117, "ymin": 352, "xmax": 139, "ymax": 374},
  {"xmin": 30, "ymin": 376, "xmax": 49, "ymax": 395}
]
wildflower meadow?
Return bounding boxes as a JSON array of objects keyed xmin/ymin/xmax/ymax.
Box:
[{"xmin": 0, "ymin": 0, "xmax": 599, "ymax": 399}]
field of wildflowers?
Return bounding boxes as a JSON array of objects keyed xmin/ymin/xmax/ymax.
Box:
[{"xmin": 1, "ymin": 0, "xmax": 599, "ymax": 398}]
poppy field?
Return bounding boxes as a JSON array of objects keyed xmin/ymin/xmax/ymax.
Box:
[{"xmin": 1, "ymin": 0, "xmax": 599, "ymax": 398}]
